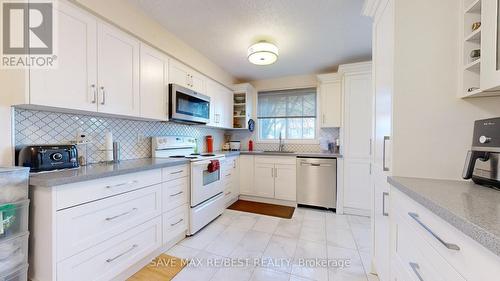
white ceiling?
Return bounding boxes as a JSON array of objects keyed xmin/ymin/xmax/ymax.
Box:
[{"xmin": 127, "ymin": 0, "xmax": 372, "ymax": 81}]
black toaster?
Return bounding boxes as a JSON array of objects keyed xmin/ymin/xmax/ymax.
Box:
[{"xmin": 17, "ymin": 145, "xmax": 79, "ymax": 172}]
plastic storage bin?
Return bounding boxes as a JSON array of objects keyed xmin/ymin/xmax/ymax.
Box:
[
  {"xmin": 0, "ymin": 201, "xmax": 29, "ymax": 240},
  {"xmin": 0, "ymin": 168, "xmax": 29, "ymax": 204},
  {"xmin": 0, "ymin": 264, "xmax": 28, "ymax": 281},
  {"xmin": 0, "ymin": 233, "xmax": 28, "ymax": 275}
]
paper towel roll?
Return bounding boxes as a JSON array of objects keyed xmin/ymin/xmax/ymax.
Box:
[{"xmin": 105, "ymin": 131, "xmax": 113, "ymax": 162}]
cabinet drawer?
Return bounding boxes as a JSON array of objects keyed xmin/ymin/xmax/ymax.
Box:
[
  {"xmin": 162, "ymin": 178, "xmax": 188, "ymax": 212},
  {"xmin": 162, "ymin": 165, "xmax": 189, "ymax": 182},
  {"xmin": 162, "ymin": 205, "xmax": 187, "ymax": 244},
  {"xmin": 55, "ymin": 169, "xmax": 162, "ymax": 210},
  {"xmin": 392, "ymin": 188, "xmax": 500, "ymax": 281},
  {"xmin": 255, "ymin": 156, "xmax": 296, "ymax": 165},
  {"xmin": 393, "ymin": 212, "xmax": 465, "ymax": 281},
  {"xmin": 56, "ymin": 184, "xmax": 161, "ymax": 260},
  {"xmin": 57, "ymin": 216, "xmax": 162, "ymax": 281}
]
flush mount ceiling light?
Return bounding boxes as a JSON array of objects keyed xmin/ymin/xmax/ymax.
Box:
[{"xmin": 247, "ymin": 42, "xmax": 279, "ymax": 65}]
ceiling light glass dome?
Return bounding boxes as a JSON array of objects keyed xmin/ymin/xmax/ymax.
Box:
[{"xmin": 247, "ymin": 42, "xmax": 279, "ymax": 65}]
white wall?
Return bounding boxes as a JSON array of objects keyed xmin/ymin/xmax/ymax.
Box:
[
  {"xmin": 249, "ymin": 74, "xmax": 317, "ymax": 92},
  {"xmin": 72, "ymin": 0, "xmax": 234, "ymax": 87},
  {"xmin": 0, "ymin": 70, "xmax": 27, "ymax": 165},
  {"xmin": 392, "ymin": 0, "xmax": 500, "ymax": 180}
]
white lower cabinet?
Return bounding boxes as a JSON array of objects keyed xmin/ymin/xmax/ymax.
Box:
[
  {"xmin": 57, "ymin": 217, "xmax": 162, "ymax": 281},
  {"xmin": 274, "ymin": 164, "xmax": 297, "ymax": 201},
  {"xmin": 30, "ymin": 165, "xmax": 190, "ymax": 281},
  {"xmin": 243, "ymin": 156, "xmax": 296, "ymax": 201},
  {"xmin": 388, "ymin": 186, "xmax": 500, "ymax": 281},
  {"xmin": 239, "ymin": 155, "xmax": 255, "ymax": 196},
  {"xmin": 222, "ymin": 156, "xmax": 240, "ymax": 206}
]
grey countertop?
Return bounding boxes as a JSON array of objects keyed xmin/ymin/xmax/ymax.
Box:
[
  {"xmin": 29, "ymin": 158, "xmax": 190, "ymax": 187},
  {"xmin": 29, "ymin": 151, "xmax": 341, "ymax": 187},
  {"xmin": 388, "ymin": 176, "xmax": 500, "ymax": 257}
]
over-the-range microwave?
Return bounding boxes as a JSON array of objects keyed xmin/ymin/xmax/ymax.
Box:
[{"xmin": 169, "ymin": 83, "xmax": 210, "ymax": 124}]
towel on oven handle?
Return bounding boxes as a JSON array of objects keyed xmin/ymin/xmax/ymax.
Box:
[{"xmin": 207, "ymin": 160, "xmax": 220, "ymax": 173}]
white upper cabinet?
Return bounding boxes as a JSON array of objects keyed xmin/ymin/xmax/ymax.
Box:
[
  {"xmin": 232, "ymin": 83, "xmax": 255, "ymax": 129},
  {"xmin": 480, "ymin": 0, "xmax": 500, "ymax": 92},
  {"xmin": 140, "ymin": 44, "xmax": 169, "ymax": 121},
  {"xmin": 317, "ymin": 74, "xmax": 342, "ymax": 128},
  {"xmin": 30, "ymin": 1, "xmax": 98, "ymax": 112},
  {"xmin": 169, "ymin": 60, "xmax": 206, "ymax": 93},
  {"xmin": 97, "ymin": 22, "xmax": 140, "ymax": 117},
  {"xmin": 206, "ymin": 79, "xmax": 233, "ymax": 128}
]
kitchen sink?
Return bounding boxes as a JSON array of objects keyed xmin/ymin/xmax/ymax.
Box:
[{"xmin": 263, "ymin": 151, "xmax": 296, "ymax": 154}]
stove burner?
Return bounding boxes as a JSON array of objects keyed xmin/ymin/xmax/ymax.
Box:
[
  {"xmin": 185, "ymin": 156, "xmax": 198, "ymax": 159},
  {"xmin": 201, "ymin": 154, "xmax": 216, "ymax": 157},
  {"xmin": 169, "ymin": 155, "xmax": 186, "ymax": 158},
  {"xmin": 190, "ymin": 153, "xmax": 201, "ymax": 156}
]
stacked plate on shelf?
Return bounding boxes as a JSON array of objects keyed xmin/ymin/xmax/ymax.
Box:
[{"xmin": 0, "ymin": 167, "xmax": 30, "ymax": 281}]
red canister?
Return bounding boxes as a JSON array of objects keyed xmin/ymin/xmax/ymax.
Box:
[
  {"xmin": 248, "ymin": 140, "xmax": 253, "ymax": 151},
  {"xmin": 206, "ymin": 135, "xmax": 214, "ymax": 153}
]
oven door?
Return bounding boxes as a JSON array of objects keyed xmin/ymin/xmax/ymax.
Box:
[
  {"xmin": 191, "ymin": 159, "xmax": 224, "ymax": 207},
  {"xmin": 170, "ymin": 84, "xmax": 210, "ymax": 124}
]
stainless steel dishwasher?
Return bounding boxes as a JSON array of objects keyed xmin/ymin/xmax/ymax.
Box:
[{"xmin": 296, "ymin": 157, "xmax": 337, "ymax": 210}]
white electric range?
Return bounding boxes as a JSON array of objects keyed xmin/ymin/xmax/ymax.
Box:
[{"xmin": 152, "ymin": 136, "xmax": 225, "ymax": 235}]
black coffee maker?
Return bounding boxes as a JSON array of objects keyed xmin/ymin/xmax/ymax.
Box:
[{"xmin": 463, "ymin": 118, "xmax": 500, "ymax": 189}]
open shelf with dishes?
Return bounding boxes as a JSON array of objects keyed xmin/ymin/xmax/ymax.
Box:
[
  {"xmin": 231, "ymin": 83, "xmax": 255, "ymax": 130},
  {"xmin": 460, "ymin": 0, "xmax": 482, "ymax": 98}
]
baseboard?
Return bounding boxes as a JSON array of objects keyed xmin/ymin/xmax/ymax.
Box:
[
  {"xmin": 343, "ymin": 207, "xmax": 370, "ymax": 217},
  {"xmin": 238, "ymin": 195, "xmax": 296, "ymax": 207}
]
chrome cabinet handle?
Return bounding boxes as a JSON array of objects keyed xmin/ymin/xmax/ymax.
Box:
[
  {"xmin": 322, "ymin": 114, "xmax": 326, "ymax": 124},
  {"xmin": 169, "ymin": 191, "xmax": 183, "ymax": 197},
  {"xmin": 106, "ymin": 244, "xmax": 138, "ymax": 263},
  {"xmin": 271, "ymin": 167, "xmax": 274, "ymax": 178},
  {"xmin": 105, "ymin": 208, "xmax": 138, "ymax": 221},
  {"xmin": 105, "ymin": 180, "xmax": 138, "ymax": 189},
  {"xmin": 170, "ymin": 218, "xmax": 183, "ymax": 226},
  {"xmin": 408, "ymin": 212, "xmax": 460, "ymax": 251},
  {"xmin": 409, "ymin": 262, "xmax": 424, "ymax": 281},
  {"xmin": 170, "ymin": 170, "xmax": 183, "ymax": 175},
  {"xmin": 90, "ymin": 84, "xmax": 97, "ymax": 103},
  {"xmin": 369, "ymin": 139, "xmax": 372, "ymax": 155},
  {"xmin": 225, "ymin": 191, "xmax": 232, "ymax": 196},
  {"xmin": 383, "ymin": 136, "xmax": 390, "ymax": 171},
  {"xmin": 382, "ymin": 192, "xmax": 389, "ymax": 216},
  {"xmin": 100, "ymin": 86, "xmax": 106, "ymax": 105},
  {"xmin": 275, "ymin": 167, "xmax": 278, "ymax": 178}
]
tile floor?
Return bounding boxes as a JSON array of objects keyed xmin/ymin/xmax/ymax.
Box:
[{"xmin": 166, "ymin": 207, "xmax": 379, "ymax": 281}]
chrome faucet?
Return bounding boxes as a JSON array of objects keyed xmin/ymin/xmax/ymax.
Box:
[{"xmin": 279, "ymin": 132, "xmax": 285, "ymax": 152}]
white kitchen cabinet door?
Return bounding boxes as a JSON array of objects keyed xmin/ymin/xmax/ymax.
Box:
[
  {"xmin": 481, "ymin": 0, "xmax": 500, "ymax": 92},
  {"xmin": 169, "ymin": 60, "xmax": 205, "ymax": 93},
  {"xmin": 342, "ymin": 69, "xmax": 372, "ymax": 216},
  {"xmin": 239, "ymin": 155, "xmax": 255, "ymax": 196},
  {"xmin": 224, "ymin": 87, "xmax": 234, "ymax": 128},
  {"xmin": 274, "ymin": 164, "xmax": 296, "ymax": 201},
  {"xmin": 140, "ymin": 44, "xmax": 169, "ymax": 121},
  {"xmin": 254, "ymin": 163, "xmax": 275, "ymax": 198},
  {"xmin": 97, "ymin": 22, "xmax": 140, "ymax": 117},
  {"xmin": 230, "ymin": 157, "xmax": 240, "ymax": 198},
  {"xmin": 30, "ymin": 1, "xmax": 98, "ymax": 112},
  {"xmin": 206, "ymin": 80, "xmax": 221, "ymax": 127},
  {"xmin": 169, "ymin": 60, "xmax": 190, "ymax": 89},
  {"xmin": 371, "ymin": 0, "xmax": 394, "ymax": 280},
  {"xmin": 318, "ymin": 74, "xmax": 342, "ymax": 128},
  {"xmin": 374, "ymin": 179, "xmax": 390, "ymax": 281}
]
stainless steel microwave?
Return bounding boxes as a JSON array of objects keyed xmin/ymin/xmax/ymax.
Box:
[{"xmin": 169, "ymin": 84, "xmax": 210, "ymax": 124}]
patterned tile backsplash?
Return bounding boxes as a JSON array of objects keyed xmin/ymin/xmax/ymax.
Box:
[
  {"xmin": 229, "ymin": 127, "xmax": 339, "ymax": 153},
  {"xmin": 14, "ymin": 109, "xmax": 339, "ymax": 164},
  {"xmin": 14, "ymin": 109, "xmax": 226, "ymax": 163}
]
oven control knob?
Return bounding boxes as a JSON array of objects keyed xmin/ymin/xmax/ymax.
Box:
[
  {"xmin": 479, "ymin": 135, "xmax": 492, "ymax": 144},
  {"xmin": 51, "ymin": 152, "xmax": 63, "ymax": 161}
]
